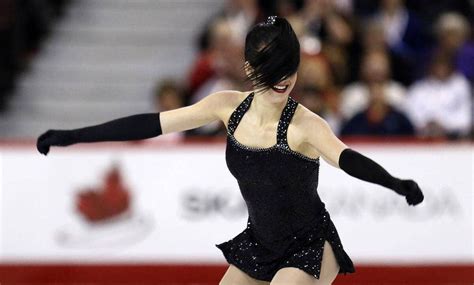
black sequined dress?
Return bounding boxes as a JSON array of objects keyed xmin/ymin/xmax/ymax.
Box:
[{"xmin": 216, "ymin": 92, "xmax": 355, "ymax": 281}]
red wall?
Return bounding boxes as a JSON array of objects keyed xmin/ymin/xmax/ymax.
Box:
[{"xmin": 0, "ymin": 263, "xmax": 473, "ymax": 284}]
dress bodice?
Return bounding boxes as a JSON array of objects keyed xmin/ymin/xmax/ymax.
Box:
[{"xmin": 225, "ymin": 92, "xmax": 325, "ymax": 247}]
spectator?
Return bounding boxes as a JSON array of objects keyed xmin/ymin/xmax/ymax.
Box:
[
  {"xmin": 372, "ymin": 0, "xmax": 428, "ymax": 84},
  {"xmin": 187, "ymin": 44, "xmax": 215, "ymax": 100},
  {"xmin": 433, "ymin": 12, "xmax": 473, "ymax": 82},
  {"xmin": 298, "ymin": 84, "xmax": 343, "ymax": 135},
  {"xmin": 360, "ymin": 17, "xmax": 387, "ymax": 53},
  {"xmin": 298, "ymin": 85, "xmax": 325, "ymax": 115},
  {"xmin": 361, "ymin": 17, "xmax": 416, "ymax": 86},
  {"xmin": 340, "ymin": 50, "xmax": 406, "ymax": 121},
  {"xmin": 189, "ymin": 0, "xmax": 261, "ymax": 99},
  {"xmin": 221, "ymin": 0, "xmax": 261, "ymax": 42},
  {"xmin": 190, "ymin": 19, "xmax": 246, "ymax": 104},
  {"xmin": 194, "ymin": 0, "xmax": 261, "ymax": 59},
  {"xmin": 455, "ymin": 29, "xmax": 474, "ymax": 83},
  {"xmin": 275, "ymin": 0, "xmax": 304, "ymax": 19},
  {"xmin": 296, "ymin": 54, "xmax": 343, "ymax": 133},
  {"xmin": 189, "ymin": 19, "xmax": 246, "ymax": 136},
  {"xmin": 151, "ymin": 79, "xmax": 185, "ymax": 143},
  {"xmin": 405, "ymin": 52, "xmax": 472, "ymax": 139},
  {"xmin": 341, "ymin": 83, "xmax": 414, "ymax": 136},
  {"xmin": 188, "ymin": 18, "xmax": 246, "ymax": 102},
  {"xmin": 320, "ymin": 11, "xmax": 360, "ymax": 85},
  {"xmin": 154, "ymin": 79, "xmax": 185, "ymax": 112},
  {"xmin": 373, "ymin": 0, "xmax": 426, "ymax": 58},
  {"xmin": 404, "ymin": 0, "xmax": 473, "ymax": 26},
  {"xmin": 300, "ymin": 1, "xmax": 360, "ymax": 85}
]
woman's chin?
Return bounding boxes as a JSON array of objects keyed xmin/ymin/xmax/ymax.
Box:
[
  {"xmin": 266, "ymin": 91, "xmax": 289, "ymax": 103},
  {"xmin": 271, "ymin": 91, "xmax": 288, "ymax": 98}
]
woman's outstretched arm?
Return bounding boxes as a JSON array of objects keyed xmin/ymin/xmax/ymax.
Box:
[
  {"xmin": 304, "ymin": 113, "xmax": 424, "ymax": 206},
  {"xmin": 37, "ymin": 90, "xmax": 232, "ymax": 155}
]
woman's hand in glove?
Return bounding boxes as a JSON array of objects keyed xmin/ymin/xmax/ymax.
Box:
[
  {"xmin": 393, "ymin": 179, "xmax": 424, "ymax": 206},
  {"xmin": 36, "ymin": 129, "xmax": 76, "ymax": 155}
]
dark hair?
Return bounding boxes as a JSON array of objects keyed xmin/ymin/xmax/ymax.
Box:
[{"xmin": 244, "ymin": 16, "xmax": 300, "ymax": 91}]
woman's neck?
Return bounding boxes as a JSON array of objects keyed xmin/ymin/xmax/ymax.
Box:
[{"xmin": 251, "ymin": 89, "xmax": 288, "ymax": 126}]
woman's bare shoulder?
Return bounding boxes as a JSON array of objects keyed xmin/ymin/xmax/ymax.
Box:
[
  {"xmin": 292, "ymin": 101, "xmax": 336, "ymax": 144},
  {"xmin": 293, "ymin": 99, "xmax": 347, "ymax": 167},
  {"xmin": 207, "ymin": 90, "xmax": 250, "ymax": 122},
  {"xmin": 214, "ymin": 90, "xmax": 249, "ymax": 108},
  {"xmin": 293, "ymin": 102, "xmax": 327, "ymax": 129},
  {"xmin": 212, "ymin": 90, "xmax": 249, "ymax": 107}
]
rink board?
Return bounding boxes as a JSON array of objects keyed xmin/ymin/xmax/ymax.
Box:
[{"xmin": 0, "ymin": 141, "xmax": 472, "ymax": 265}]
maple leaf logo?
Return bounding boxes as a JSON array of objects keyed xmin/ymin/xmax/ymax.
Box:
[{"xmin": 75, "ymin": 165, "xmax": 131, "ymax": 222}]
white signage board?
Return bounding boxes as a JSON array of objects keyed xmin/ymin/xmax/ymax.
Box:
[{"xmin": 0, "ymin": 143, "xmax": 472, "ymax": 264}]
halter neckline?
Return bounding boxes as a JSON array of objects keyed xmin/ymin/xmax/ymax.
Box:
[{"xmin": 227, "ymin": 92, "xmax": 320, "ymax": 163}]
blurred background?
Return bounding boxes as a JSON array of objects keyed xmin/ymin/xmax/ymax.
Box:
[{"xmin": 0, "ymin": 0, "xmax": 472, "ymax": 284}]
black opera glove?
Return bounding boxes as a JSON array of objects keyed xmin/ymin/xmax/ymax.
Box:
[
  {"xmin": 338, "ymin": 148, "xmax": 424, "ymax": 206},
  {"xmin": 391, "ymin": 178, "xmax": 424, "ymax": 206},
  {"xmin": 37, "ymin": 129, "xmax": 78, "ymax": 155},
  {"xmin": 37, "ymin": 113, "xmax": 162, "ymax": 155}
]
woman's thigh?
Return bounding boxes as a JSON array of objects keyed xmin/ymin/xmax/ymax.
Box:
[
  {"xmin": 270, "ymin": 241, "xmax": 340, "ymax": 285},
  {"xmin": 219, "ymin": 264, "xmax": 270, "ymax": 285}
]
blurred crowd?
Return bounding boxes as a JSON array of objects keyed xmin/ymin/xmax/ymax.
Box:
[
  {"xmin": 155, "ymin": 0, "xmax": 473, "ymax": 140},
  {"xmin": 0, "ymin": 0, "xmax": 70, "ymax": 110}
]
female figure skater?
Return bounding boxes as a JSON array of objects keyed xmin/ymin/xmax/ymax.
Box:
[{"xmin": 37, "ymin": 16, "xmax": 424, "ymax": 285}]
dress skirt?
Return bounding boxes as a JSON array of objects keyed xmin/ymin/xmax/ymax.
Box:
[{"xmin": 216, "ymin": 209, "xmax": 355, "ymax": 282}]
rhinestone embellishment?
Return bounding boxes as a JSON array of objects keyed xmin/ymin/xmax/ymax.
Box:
[
  {"xmin": 227, "ymin": 92, "xmax": 320, "ymax": 163},
  {"xmin": 266, "ymin": 15, "xmax": 277, "ymax": 25}
]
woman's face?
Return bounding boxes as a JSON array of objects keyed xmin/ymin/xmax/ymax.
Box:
[
  {"xmin": 269, "ymin": 72, "xmax": 298, "ymax": 97},
  {"xmin": 245, "ymin": 62, "xmax": 298, "ymax": 97}
]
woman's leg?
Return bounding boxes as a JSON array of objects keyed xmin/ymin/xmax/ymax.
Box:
[
  {"xmin": 219, "ymin": 264, "xmax": 271, "ymax": 285},
  {"xmin": 270, "ymin": 241, "xmax": 340, "ymax": 285}
]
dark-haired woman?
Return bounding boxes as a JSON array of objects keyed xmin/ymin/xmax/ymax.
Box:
[{"xmin": 37, "ymin": 16, "xmax": 424, "ymax": 285}]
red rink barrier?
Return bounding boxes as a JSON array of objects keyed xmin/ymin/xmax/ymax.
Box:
[{"xmin": 0, "ymin": 263, "xmax": 473, "ymax": 284}]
